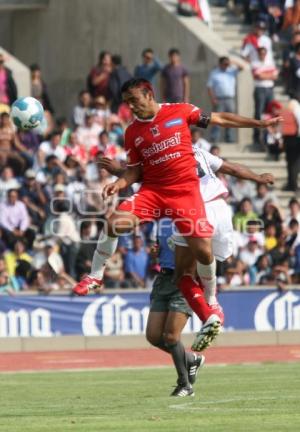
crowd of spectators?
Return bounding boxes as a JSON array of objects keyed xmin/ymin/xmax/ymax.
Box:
[{"xmin": 1, "ymin": 2, "xmax": 300, "ymax": 293}]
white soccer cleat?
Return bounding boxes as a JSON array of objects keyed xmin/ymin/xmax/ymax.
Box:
[{"xmin": 191, "ymin": 314, "xmax": 222, "ymax": 352}]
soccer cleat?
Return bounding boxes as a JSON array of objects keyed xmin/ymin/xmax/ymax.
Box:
[
  {"xmin": 191, "ymin": 305, "xmax": 224, "ymax": 352},
  {"xmin": 72, "ymin": 275, "xmax": 103, "ymax": 296},
  {"xmin": 188, "ymin": 354, "xmax": 205, "ymax": 385},
  {"xmin": 170, "ymin": 383, "xmax": 194, "ymax": 397}
]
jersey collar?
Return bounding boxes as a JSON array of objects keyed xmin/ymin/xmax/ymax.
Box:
[{"xmin": 135, "ymin": 104, "xmax": 162, "ymax": 122}]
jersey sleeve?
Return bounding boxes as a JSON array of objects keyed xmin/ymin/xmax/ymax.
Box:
[
  {"xmin": 182, "ymin": 103, "xmax": 210, "ymax": 128},
  {"xmin": 201, "ymin": 149, "xmax": 223, "ymax": 172},
  {"xmin": 124, "ymin": 127, "xmax": 142, "ymax": 167},
  {"xmin": 182, "ymin": 103, "xmax": 202, "ymax": 125}
]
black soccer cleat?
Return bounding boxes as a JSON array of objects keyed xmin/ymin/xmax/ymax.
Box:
[
  {"xmin": 188, "ymin": 354, "xmax": 205, "ymax": 385},
  {"xmin": 170, "ymin": 383, "xmax": 195, "ymax": 397}
]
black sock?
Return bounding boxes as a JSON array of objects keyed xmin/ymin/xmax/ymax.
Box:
[
  {"xmin": 153, "ymin": 338, "xmax": 171, "ymax": 354},
  {"xmin": 165, "ymin": 340, "xmax": 190, "ymax": 387},
  {"xmin": 185, "ymin": 351, "xmax": 196, "ymax": 366}
]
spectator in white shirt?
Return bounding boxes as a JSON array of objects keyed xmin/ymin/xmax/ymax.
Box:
[
  {"xmin": 285, "ymin": 198, "xmax": 300, "ymax": 226},
  {"xmin": 37, "ymin": 130, "xmax": 66, "ymax": 167},
  {"xmin": 75, "ymin": 111, "xmax": 103, "ymax": 158},
  {"xmin": 0, "ymin": 188, "xmax": 35, "ymax": 248},
  {"xmin": 241, "ymin": 20, "xmax": 274, "ymax": 65},
  {"xmin": 0, "ymin": 167, "xmax": 20, "ymax": 203},
  {"xmin": 72, "ymin": 90, "xmax": 92, "ymax": 127},
  {"xmin": 191, "ymin": 127, "xmax": 211, "ymax": 152},
  {"xmin": 239, "ymin": 237, "xmax": 263, "ymax": 267},
  {"xmin": 252, "ymin": 183, "xmax": 279, "ymax": 215},
  {"xmin": 252, "ymin": 47, "xmax": 278, "ymax": 145}
]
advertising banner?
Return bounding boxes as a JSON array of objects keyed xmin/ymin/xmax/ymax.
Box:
[{"xmin": 0, "ymin": 289, "xmax": 299, "ymax": 337}]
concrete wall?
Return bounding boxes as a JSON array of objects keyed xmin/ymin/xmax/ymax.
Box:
[
  {"xmin": 0, "ymin": 330, "xmax": 298, "ymax": 353},
  {"xmin": 0, "ymin": 0, "xmax": 251, "ymax": 143},
  {"xmin": 0, "ymin": 46, "xmax": 30, "ymax": 98}
]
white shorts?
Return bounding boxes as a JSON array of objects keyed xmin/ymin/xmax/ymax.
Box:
[{"xmin": 172, "ymin": 198, "xmax": 233, "ymax": 262}]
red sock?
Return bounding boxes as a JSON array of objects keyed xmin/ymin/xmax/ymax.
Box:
[{"xmin": 179, "ymin": 275, "xmax": 210, "ymax": 322}]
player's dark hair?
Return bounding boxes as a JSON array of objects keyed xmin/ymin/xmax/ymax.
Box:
[
  {"xmin": 99, "ymin": 130, "xmax": 109, "ymax": 138},
  {"xmin": 98, "ymin": 51, "xmax": 111, "ymax": 64},
  {"xmin": 79, "ymin": 89, "xmax": 90, "ymax": 97},
  {"xmin": 168, "ymin": 48, "xmax": 180, "ymax": 56},
  {"xmin": 289, "ymin": 218, "xmax": 299, "ymax": 229},
  {"xmin": 121, "ymin": 78, "xmax": 154, "ymax": 96},
  {"xmin": 50, "ymin": 129, "xmax": 62, "ymax": 139},
  {"xmin": 30, "ymin": 63, "xmax": 40, "ymax": 72},
  {"xmin": 45, "ymin": 154, "xmax": 58, "ymax": 164},
  {"xmin": 289, "ymin": 198, "xmax": 299, "ymax": 207},
  {"xmin": 142, "ymin": 48, "xmax": 153, "ymax": 56},
  {"xmin": 7, "ymin": 188, "xmax": 19, "ymax": 196},
  {"xmin": 112, "ymin": 54, "xmax": 122, "ymax": 66},
  {"xmin": 219, "ymin": 56, "xmax": 229, "ymax": 64}
]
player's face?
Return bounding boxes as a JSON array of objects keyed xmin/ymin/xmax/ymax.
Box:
[{"xmin": 122, "ymin": 88, "xmax": 154, "ymax": 118}]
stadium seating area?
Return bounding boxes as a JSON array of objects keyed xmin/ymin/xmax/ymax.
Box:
[{"xmin": 1, "ymin": 0, "xmax": 300, "ymax": 293}]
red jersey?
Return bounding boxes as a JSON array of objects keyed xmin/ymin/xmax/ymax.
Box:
[{"xmin": 125, "ymin": 103, "xmax": 203, "ymax": 187}]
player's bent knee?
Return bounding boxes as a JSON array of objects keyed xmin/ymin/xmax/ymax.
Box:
[
  {"xmin": 106, "ymin": 214, "xmax": 135, "ymax": 236},
  {"xmin": 145, "ymin": 331, "xmax": 161, "ymax": 347},
  {"xmin": 163, "ymin": 332, "xmax": 179, "ymax": 346}
]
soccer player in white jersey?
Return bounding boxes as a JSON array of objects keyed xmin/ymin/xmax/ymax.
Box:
[
  {"xmin": 173, "ymin": 144, "xmax": 274, "ymax": 350},
  {"xmin": 99, "ymin": 146, "xmax": 274, "ymax": 352}
]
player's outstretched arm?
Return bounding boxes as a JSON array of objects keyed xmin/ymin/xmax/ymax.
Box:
[
  {"xmin": 219, "ymin": 160, "xmax": 275, "ymax": 185},
  {"xmin": 102, "ymin": 165, "xmax": 142, "ymax": 199},
  {"xmin": 210, "ymin": 112, "xmax": 283, "ymax": 128}
]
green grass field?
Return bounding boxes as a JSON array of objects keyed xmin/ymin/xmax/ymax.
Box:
[{"xmin": 0, "ymin": 363, "xmax": 299, "ymax": 432}]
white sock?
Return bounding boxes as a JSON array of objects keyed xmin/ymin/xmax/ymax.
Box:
[
  {"xmin": 196, "ymin": 258, "xmax": 217, "ymax": 305},
  {"xmin": 90, "ymin": 231, "xmax": 118, "ymax": 280}
]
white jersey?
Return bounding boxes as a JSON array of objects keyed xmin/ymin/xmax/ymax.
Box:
[{"xmin": 192, "ymin": 145, "xmax": 228, "ymax": 202}]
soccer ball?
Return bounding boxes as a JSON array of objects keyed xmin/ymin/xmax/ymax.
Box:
[{"xmin": 10, "ymin": 96, "xmax": 44, "ymax": 130}]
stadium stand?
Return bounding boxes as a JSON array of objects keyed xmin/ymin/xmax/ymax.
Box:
[{"xmin": 1, "ymin": 0, "xmax": 300, "ymax": 294}]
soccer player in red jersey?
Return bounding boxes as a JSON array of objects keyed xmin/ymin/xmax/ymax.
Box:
[{"xmin": 73, "ymin": 78, "xmax": 282, "ymax": 350}]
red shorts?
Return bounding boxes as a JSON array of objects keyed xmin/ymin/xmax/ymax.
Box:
[{"xmin": 117, "ymin": 182, "xmax": 213, "ymax": 238}]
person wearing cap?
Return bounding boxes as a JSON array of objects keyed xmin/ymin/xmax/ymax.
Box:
[
  {"xmin": 241, "ymin": 20, "xmax": 274, "ymax": 65},
  {"xmin": 53, "ymin": 183, "xmax": 66, "ymax": 199}
]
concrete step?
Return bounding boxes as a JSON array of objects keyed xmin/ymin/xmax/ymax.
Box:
[{"xmin": 212, "ymin": 25, "xmax": 248, "ymax": 36}]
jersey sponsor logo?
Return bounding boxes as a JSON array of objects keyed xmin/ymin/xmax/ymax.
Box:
[
  {"xmin": 141, "ymin": 132, "xmax": 181, "ymax": 158},
  {"xmin": 150, "ymin": 125, "xmax": 160, "ymax": 137},
  {"xmin": 134, "ymin": 136, "xmax": 144, "ymax": 147},
  {"xmin": 164, "ymin": 118, "xmax": 183, "ymax": 128}
]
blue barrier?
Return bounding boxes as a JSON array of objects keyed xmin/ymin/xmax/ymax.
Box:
[{"xmin": 0, "ymin": 289, "xmax": 299, "ymax": 337}]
